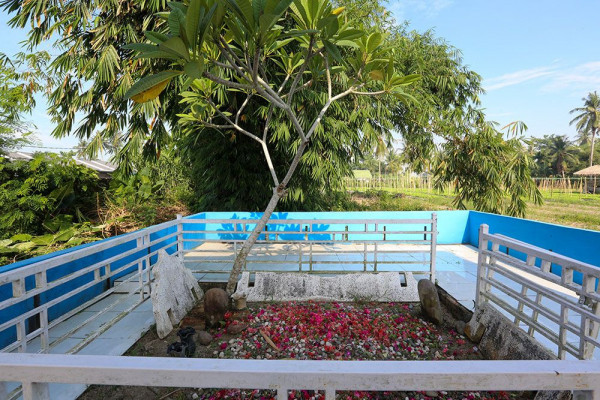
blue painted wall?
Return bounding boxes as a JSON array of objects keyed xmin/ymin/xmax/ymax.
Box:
[
  {"xmin": 466, "ymin": 211, "xmax": 600, "ymax": 282},
  {"xmin": 192, "ymin": 210, "xmax": 471, "ymax": 244}
]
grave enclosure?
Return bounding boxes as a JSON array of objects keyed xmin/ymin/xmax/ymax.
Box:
[{"xmin": 1, "ymin": 210, "xmax": 600, "ymax": 399}]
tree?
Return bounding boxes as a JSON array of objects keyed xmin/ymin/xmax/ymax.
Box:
[
  {"xmin": 546, "ymin": 135, "xmax": 578, "ymax": 176},
  {"xmin": 0, "ymin": 52, "xmax": 50, "ymax": 153},
  {"xmin": 570, "ymin": 91, "xmax": 600, "ymax": 167},
  {"xmin": 433, "ymin": 111, "xmax": 542, "ymax": 217},
  {"xmin": 125, "ymin": 0, "xmax": 417, "ymax": 292}
]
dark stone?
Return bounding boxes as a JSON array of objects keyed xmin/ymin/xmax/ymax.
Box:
[
  {"xmin": 204, "ymin": 288, "xmax": 229, "ymax": 327},
  {"xmin": 197, "ymin": 330, "xmax": 213, "ymax": 346},
  {"xmin": 177, "ymin": 327, "xmax": 196, "ymax": 357},
  {"xmin": 167, "ymin": 342, "xmax": 186, "ymax": 357},
  {"xmin": 417, "ymin": 279, "xmax": 442, "ymax": 325}
]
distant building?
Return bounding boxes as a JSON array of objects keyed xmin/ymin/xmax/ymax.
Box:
[{"xmin": 4, "ymin": 151, "xmax": 117, "ymax": 179}]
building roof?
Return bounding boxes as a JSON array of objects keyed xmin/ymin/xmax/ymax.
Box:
[
  {"xmin": 574, "ymin": 165, "xmax": 600, "ymax": 176},
  {"xmin": 5, "ymin": 151, "xmax": 117, "ymax": 176}
]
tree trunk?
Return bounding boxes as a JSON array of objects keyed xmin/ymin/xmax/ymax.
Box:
[
  {"xmin": 225, "ymin": 186, "xmax": 285, "ymax": 293},
  {"xmin": 225, "ymin": 141, "xmax": 309, "ymax": 294},
  {"xmin": 590, "ymin": 128, "xmax": 597, "ymax": 167}
]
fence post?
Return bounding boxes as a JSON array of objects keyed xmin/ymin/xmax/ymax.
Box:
[
  {"xmin": 176, "ymin": 214, "xmax": 183, "ymax": 260},
  {"xmin": 475, "ymin": 224, "xmax": 489, "ymax": 307},
  {"xmin": 430, "ymin": 213, "xmax": 437, "ymax": 282},
  {"xmin": 573, "ymin": 391, "xmax": 595, "ymax": 400},
  {"xmin": 21, "ymin": 382, "xmax": 50, "ymax": 400}
]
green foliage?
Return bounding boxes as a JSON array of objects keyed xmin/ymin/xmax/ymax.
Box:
[
  {"xmin": 528, "ymin": 131, "xmax": 600, "ymax": 178},
  {"xmin": 433, "ymin": 121, "xmax": 543, "ymax": 218},
  {"xmin": 0, "ymin": 51, "xmax": 51, "ymax": 153},
  {"xmin": 570, "ymin": 91, "xmax": 600, "ymax": 167},
  {"xmin": 0, "ymin": 153, "xmax": 102, "ymax": 237}
]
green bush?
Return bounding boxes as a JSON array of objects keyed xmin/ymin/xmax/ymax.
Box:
[{"xmin": 0, "ymin": 153, "xmax": 102, "ymax": 237}]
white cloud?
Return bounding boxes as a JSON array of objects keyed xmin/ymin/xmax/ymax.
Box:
[
  {"xmin": 541, "ymin": 62, "xmax": 600, "ymax": 92},
  {"xmin": 484, "ymin": 67, "xmax": 556, "ymax": 91},
  {"xmin": 485, "ymin": 61, "xmax": 600, "ymax": 93}
]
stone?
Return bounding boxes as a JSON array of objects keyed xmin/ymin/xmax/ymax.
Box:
[
  {"xmin": 231, "ymin": 291, "xmax": 247, "ymax": 310},
  {"xmin": 464, "ymin": 320, "xmax": 486, "ymax": 343},
  {"xmin": 227, "ymin": 322, "xmax": 248, "ymax": 335},
  {"xmin": 417, "ymin": 279, "xmax": 442, "ymax": 325},
  {"xmin": 150, "ymin": 250, "xmax": 203, "ymax": 339},
  {"xmin": 204, "ymin": 288, "xmax": 229, "ymax": 327},
  {"xmin": 197, "ymin": 331, "xmax": 213, "ymax": 346},
  {"xmin": 425, "ymin": 391, "xmax": 439, "ymax": 398},
  {"xmin": 233, "ymin": 271, "xmax": 419, "ymax": 302}
]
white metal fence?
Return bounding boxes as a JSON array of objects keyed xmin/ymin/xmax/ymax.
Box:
[
  {"xmin": 476, "ymin": 224, "xmax": 600, "ymax": 360},
  {"xmin": 0, "ymin": 214, "xmax": 437, "ymax": 358},
  {"xmin": 1, "ymin": 353, "xmax": 600, "ymax": 400},
  {"xmin": 182, "ymin": 215, "xmax": 438, "ymax": 280},
  {"xmin": 0, "ymin": 218, "xmax": 180, "ymax": 355}
]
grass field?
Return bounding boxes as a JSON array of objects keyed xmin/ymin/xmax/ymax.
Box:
[{"xmin": 346, "ymin": 187, "xmax": 600, "ymax": 231}]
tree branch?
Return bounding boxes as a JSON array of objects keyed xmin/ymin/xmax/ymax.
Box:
[
  {"xmin": 287, "ymin": 35, "xmax": 315, "ymax": 106},
  {"xmin": 203, "ymin": 71, "xmax": 252, "ymax": 90},
  {"xmin": 206, "ymin": 98, "xmax": 262, "ymax": 144}
]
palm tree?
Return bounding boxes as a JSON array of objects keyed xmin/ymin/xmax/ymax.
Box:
[
  {"xmin": 547, "ymin": 135, "xmax": 578, "ymax": 176},
  {"xmin": 570, "ymin": 92, "xmax": 600, "ymax": 167}
]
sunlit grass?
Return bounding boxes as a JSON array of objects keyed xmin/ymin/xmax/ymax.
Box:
[{"xmin": 346, "ymin": 187, "xmax": 600, "ymax": 231}]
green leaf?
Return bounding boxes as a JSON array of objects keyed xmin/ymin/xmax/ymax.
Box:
[
  {"xmin": 336, "ymin": 28, "xmax": 363, "ymax": 41},
  {"xmin": 31, "ymin": 234, "xmax": 54, "ymax": 246},
  {"xmin": 10, "ymin": 233, "xmax": 32, "ymax": 243},
  {"xmin": 391, "ymin": 89, "xmax": 417, "ymax": 104},
  {"xmin": 159, "ymin": 36, "xmax": 190, "ymax": 61},
  {"xmin": 184, "ymin": 59, "xmax": 204, "ymax": 79},
  {"xmin": 366, "ymin": 32, "xmax": 382, "ymax": 53},
  {"xmin": 389, "ymin": 74, "xmax": 421, "ymax": 86},
  {"xmin": 186, "ymin": 0, "xmax": 202, "ymax": 51},
  {"xmin": 168, "ymin": 1, "xmax": 187, "ymax": 13},
  {"xmin": 122, "ymin": 43, "xmax": 158, "ymax": 53},
  {"xmin": 134, "ymin": 51, "xmax": 181, "ymax": 60},
  {"xmin": 145, "ymin": 31, "xmax": 170, "ymax": 44},
  {"xmin": 323, "ymin": 40, "xmax": 342, "ymax": 63},
  {"xmin": 169, "ymin": 8, "xmax": 186, "ymax": 37},
  {"xmin": 125, "ymin": 70, "xmax": 183, "ymax": 103},
  {"xmin": 13, "ymin": 242, "xmax": 36, "ymax": 251},
  {"xmin": 198, "ymin": 3, "xmax": 218, "ymax": 45},
  {"xmin": 54, "ymin": 227, "xmax": 76, "ymax": 242},
  {"xmin": 0, "ymin": 239, "xmax": 13, "ymax": 247},
  {"xmin": 225, "ymin": 0, "xmax": 254, "ymax": 31}
]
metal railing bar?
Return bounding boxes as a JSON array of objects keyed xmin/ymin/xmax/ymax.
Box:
[
  {"xmin": 0, "ymin": 220, "xmax": 178, "ymax": 283},
  {"xmin": 481, "ymin": 249, "xmax": 599, "ymax": 303},
  {"xmin": 183, "ymin": 218, "xmax": 435, "ymax": 225},
  {"xmin": 480, "ymin": 275, "xmax": 583, "ymax": 336},
  {"xmin": 181, "ymin": 230, "xmax": 435, "ymax": 235},
  {"xmin": 482, "ymin": 233, "xmax": 600, "ymax": 278},
  {"xmin": 181, "ymin": 239, "xmax": 433, "ymax": 244},
  {"xmin": 184, "ymin": 260, "xmax": 430, "ymax": 265},
  {"xmin": 0, "ymin": 233, "xmax": 177, "ymax": 310},
  {"xmin": 483, "ymin": 263, "xmax": 600, "ymax": 324},
  {"xmin": 0, "ymin": 242, "xmax": 171, "ymax": 337},
  {"xmin": 482, "ymin": 291, "xmax": 581, "ymax": 358},
  {"xmin": 1, "ymin": 354, "xmax": 600, "ymax": 393}
]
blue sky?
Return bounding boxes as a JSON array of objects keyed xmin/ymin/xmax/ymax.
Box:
[
  {"xmin": 1, "ymin": 0, "xmax": 599, "ymax": 153},
  {"xmin": 390, "ymin": 0, "xmax": 600, "ymax": 138}
]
